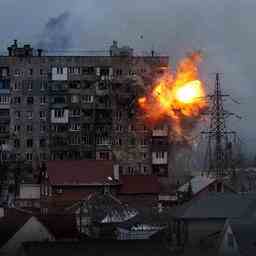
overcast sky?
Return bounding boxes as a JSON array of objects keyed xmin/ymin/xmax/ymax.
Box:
[{"xmin": 0, "ymin": 0, "xmax": 255, "ymax": 154}]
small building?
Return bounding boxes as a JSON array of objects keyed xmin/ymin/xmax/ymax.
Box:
[
  {"xmin": 0, "ymin": 208, "xmax": 54, "ymax": 256},
  {"xmin": 173, "ymin": 193, "xmax": 256, "ymax": 252},
  {"xmin": 40, "ymin": 160, "xmax": 120, "ymax": 211},
  {"xmin": 177, "ymin": 175, "xmax": 235, "ymax": 202}
]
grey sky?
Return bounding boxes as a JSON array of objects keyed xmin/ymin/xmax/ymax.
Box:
[{"xmin": 0, "ymin": 0, "xmax": 255, "ymax": 154}]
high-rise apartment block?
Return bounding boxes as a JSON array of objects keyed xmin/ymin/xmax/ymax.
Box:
[{"xmin": 0, "ymin": 40, "xmax": 170, "ymax": 177}]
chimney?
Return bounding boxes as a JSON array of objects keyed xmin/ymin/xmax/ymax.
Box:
[
  {"xmin": 113, "ymin": 164, "xmax": 120, "ymax": 181},
  {"xmin": 7, "ymin": 47, "xmax": 12, "ymax": 56},
  {"xmin": 37, "ymin": 49, "xmax": 43, "ymax": 57},
  {"xmin": 14, "ymin": 39, "xmax": 18, "ymax": 48}
]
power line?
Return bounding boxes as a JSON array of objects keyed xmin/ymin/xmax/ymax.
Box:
[{"xmin": 202, "ymin": 73, "xmax": 239, "ymax": 177}]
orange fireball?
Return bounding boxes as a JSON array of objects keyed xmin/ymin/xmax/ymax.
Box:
[{"xmin": 138, "ymin": 52, "xmax": 207, "ymax": 136}]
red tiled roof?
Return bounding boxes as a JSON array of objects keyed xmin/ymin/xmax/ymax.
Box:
[
  {"xmin": 46, "ymin": 160, "xmax": 115, "ymax": 186},
  {"xmin": 119, "ymin": 175, "xmax": 160, "ymax": 195}
]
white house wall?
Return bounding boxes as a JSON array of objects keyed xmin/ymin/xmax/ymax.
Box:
[
  {"xmin": 19, "ymin": 184, "xmax": 40, "ymax": 199},
  {"xmin": 0, "ymin": 216, "xmax": 54, "ymax": 256}
]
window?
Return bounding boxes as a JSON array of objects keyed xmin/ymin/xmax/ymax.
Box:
[
  {"xmin": 27, "ymin": 111, "xmax": 33, "ymax": 119},
  {"xmin": 217, "ymin": 182, "xmax": 223, "ymax": 192},
  {"xmin": 40, "ymin": 152, "xmax": 47, "ymax": 161},
  {"xmin": 13, "ymin": 96, "xmax": 21, "ymax": 104},
  {"xmin": 40, "ymin": 123, "xmax": 47, "ymax": 132},
  {"xmin": 54, "ymin": 109, "xmax": 64, "ymax": 118},
  {"xmin": 40, "ymin": 81, "xmax": 47, "ymax": 91},
  {"xmin": 69, "ymin": 123, "xmax": 80, "ymax": 131},
  {"xmin": 116, "ymin": 111, "xmax": 122, "ymax": 121},
  {"xmin": 53, "ymin": 96, "xmax": 66, "ymax": 104},
  {"xmin": 156, "ymin": 152, "xmax": 165, "ymax": 159},
  {"xmin": 113, "ymin": 138, "xmax": 122, "ymax": 145},
  {"xmin": 26, "ymin": 152, "xmax": 33, "ymax": 161},
  {"xmin": 14, "ymin": 125, "xmax": 20, "ymax": 132},
  {"xmin": 82, "ymin": 66, "xmax": 94, "ymax": 75},
  {"xmin": 129, "ymin": 124, "xmax": 135, "ymax": 131},
  {"xmin": 97, "ymin": 151, "xmax": 110, "ymax": 160},
  {"xmin": 26, "ymin": 124, "xmax": 33, "ymax": 132},
  {"xmin": 0, "ymin": 96, "xmax": 10, "ymax": 104},
  {"xmin": 127, "ymin": 166, "xmax": 135, "ymax": 175},
  {"xmin": 0, "ymin": 80, "xmax": 10, "ymax": 89},
  {"xmin": 143, "ymin": 153, "xmax": 147, "ymax": 160},
  {"xmin": 96, "ymin": 135, "xmax": 110, "ymax": 145},
  {"xmin": 27, "ymin": 81, "xmax": 33, "ymax": 91},
  {"xmin": 40, "ymin": 138, "xmax": 46, "ymax": 148},
  {"xmin": 71, "ymin": 95, "xmax": 79, "ymax": 103},
  {"xmin": 116, "ymin": 125, "xmax": 122, "ymax": 132},
  {"xmin": 13, "ymin": 82, "xmax": 21, "ymax": 90},
  {"xmin": 142, "ymin": 166, "xmax": 148, "ymax": 174},
  {"xmin": 26, "ymin": 139, "xmax": 33, "ymax": 148},
  {"xmin": 27, "ymin": 97, "xmax": 34, "ymax": 104},
  {"xmin": 82, "ymin": 135, "xmax": 91, "ymax": 145},
  {"xmin": 140, "ymin": 138, "xmax": 148, "ymax": 146},
  {"xmin": 114, "ymin": 68, "xmax": 123, "ymax": 76},
  {"xmin": 15, "ymin": 111, "xmax": 21, "ymax": 119},
  {"xmin": 29, "ymin": 69, "xmax": 33, "ymax": 75},
  {"xmin": 68, "ymin": 67, "xmax": 81, "ymax": 74},
  {"xmin": 14, "ymin": 139, "xmax": 20, "ymax": 148},
  {"xmin": 14, "ymin": 69, "xmax": 21, "ymax": 76},
  {"xmin": 57, "ymin": 67, "xmax": 63, "ymax": 74},
  {"xmin": 82, "ymin": 95, "xmax": 93, "ymax": 104},
  {"xmin": 40, "ymin": 111, "xmax": 46, "ymax": 119},
  {"xmin": 0, "ymin": 125, "xmax": 8, "ymax": 133},
  {"xmin": 69, "ymin": 135, "xmax": 80, "ymax": 145},
  {"xmin": 40, "ymin": 69, "xmax": 43, "ymax": 75},
  {"xmin": 227, "ymin": 233, "xmax": 234, "ymax": 248},
  {"xmin": 70, "ymin": 109, "xmax": 80, "ymax": 117},
  {"xmin": 40, "ymin": 96, "xmax": 46, "ymax": 104}
]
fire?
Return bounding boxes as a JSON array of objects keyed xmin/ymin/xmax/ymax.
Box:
[
  {"xmin": 138, "ymin": 52, "xmax": 207, "ymax": 137},
  {"xmin": 175, "ymin": 80, "xmax": 202, "ymax": 104}
]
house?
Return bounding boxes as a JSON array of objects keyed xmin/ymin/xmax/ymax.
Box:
[
  {"xmin": 19, "ymin": 240, "xmax": 172, "ymax": 256},
  {"xmin": 116, "ymin": 207, "xmax": 172, "ymax": 240},
  {"xmin": 219, "ymin": 218, "xmax": 256, "ymax": 256},
  {"xmin": 177, "ymin": 175, "xmax": 236, "ymax": 202},
  {"xmin": 65, "ymin": 192, "xmax": 137, "ymax": 238},
  {"xmin": 173, "ymin": 193, "xmax": 256, "ymax": 253},
  {"xmin": 40, "ymin": 160, "xmax": 120, "ymax": 211},
  {"xmin": 117, "ymin": 175, "xmax": 160, "ymax": 207},
  {"xmin": 0, "ymin": 208, "xmax": 54, "ymax": 256}
]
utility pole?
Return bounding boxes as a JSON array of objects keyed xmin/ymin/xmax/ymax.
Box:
[{"xmin": 202, "ymin": 73, "xmax": 237, "ymax": 177}]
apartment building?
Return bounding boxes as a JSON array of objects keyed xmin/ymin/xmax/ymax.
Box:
[{"xmin": 0, "ymin": 40, "xmax": 170, "ymax": 177}]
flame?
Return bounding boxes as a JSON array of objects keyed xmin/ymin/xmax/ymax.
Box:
[{"xmin": 138, "ymin": 52, "xmax": 207, "ymax": 137}]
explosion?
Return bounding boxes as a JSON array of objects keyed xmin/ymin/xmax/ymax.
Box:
[{"xmin": 138, "ymin": 52, "xmax": 207, "ymax": 138}]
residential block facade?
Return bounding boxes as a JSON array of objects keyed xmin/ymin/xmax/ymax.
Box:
[{"xmin": 0, "ymin": 40, "xmax": 170, "ymax": 177}]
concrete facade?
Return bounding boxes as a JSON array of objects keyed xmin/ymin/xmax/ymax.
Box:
[{"xmin": 0, "ymin": 40, "xmax": 170, "ymax": 177}]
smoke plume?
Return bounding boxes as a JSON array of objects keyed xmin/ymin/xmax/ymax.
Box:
[{"xmin": 37, "ymin": 11, "xmax": 73, "ymax": 50}]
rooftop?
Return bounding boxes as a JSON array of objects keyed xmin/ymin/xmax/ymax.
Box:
[{"xmin": 46, "ymin": 160, "xmax": 118, "ymax": 186}]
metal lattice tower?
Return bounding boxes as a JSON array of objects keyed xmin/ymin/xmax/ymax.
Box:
[{"xmin": 202, "ymin": 73, "xmax": 237, "ymax": 177}]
